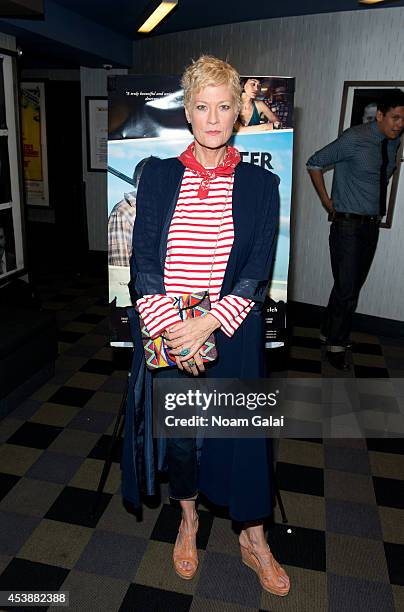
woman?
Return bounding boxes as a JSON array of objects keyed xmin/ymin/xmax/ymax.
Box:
[
  {"xmin": 235, "ymin": 77, "xmax": 280, "ymax": 132},
  {"xmin": 123, "ymin": 55, "xmax": 290, "ymax": 597}
]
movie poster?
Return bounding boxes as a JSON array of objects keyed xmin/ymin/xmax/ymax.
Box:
[
  {"xmin": 107, "ymin": 75, "xmax": 294, "ymax": 347},
  {"xmin": 21, "ymin": 82, "xmax": 49, "ymax": 206}
]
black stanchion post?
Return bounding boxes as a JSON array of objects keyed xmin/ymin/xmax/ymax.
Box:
[
  {"xmin": 273, "ymin": 471, "xmax": 288, "ymax": 524},
  {"xmin": 90, "ymin": 372, "xmax": 130, "ymax": 518}
]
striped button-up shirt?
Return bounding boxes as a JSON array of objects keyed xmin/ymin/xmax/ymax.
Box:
[
  {"xmin": 136, "ymin": 169, "xmax": 253, "ymax": 339},
  {"xmin": 306, "ymin": 121, "xmax": 401, "ymax": 215}
]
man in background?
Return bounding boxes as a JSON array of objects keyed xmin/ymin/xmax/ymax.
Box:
[
  {"xmin": 307, "ymin": 90, "xmax": 404, "ymax": 370},
  {"xmin": 108, "ymin": 156, "xmax": 153, "ymax": 266},
  {"xmin": 0, "ymin": 223, "xmax": 16, "ymax": 274}
]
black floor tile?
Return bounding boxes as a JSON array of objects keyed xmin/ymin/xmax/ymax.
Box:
[
  {"xmin": 384, "ymin": 542, "xmax": 404, "ymax": 586},
  {"xmin": 75, "ymin": 313, "xmax": 105, "ymax": 324},
  {"xmin": 373, "ymin": 476, "xmax": 404, "ymax": 509},
  {"xmin": 379, "ymin": 336, "xmax": 404, "ymax": 347},
  {"xmin": 288, "ymin": 358, "xmax": 321, "ymax": 374},
  {"xmin": 0, "ymin": 472, "xmax": 20, "ymax": 502},
  {"xmin": 94, "ymin": 298, "xmax": 109, "ymax": 307},
  {"xmin": 72, "ymin": 280, "xmax": 92, "ymax": 289},
  {"xmin": 150, "ymin": 504, "xmax": 213, "ymax": 550},
  {"xmin": 352, "ymin": 342, "xmax": 383, "ymax": 356},
  {"xmin": 384, "ymin": 357, "xmax": 404, "ymax": 371},
  {"xmin": 0, "ymin": 558, "xmax": 69, "ymax": 603},
  {"xmin": 267, "ymin": 523, "xmax": 326, "ymax": 572},
  {"xmin": 88, "ymin": 434, "xmax": 123, "ymax": 463},
  {"xmin": 50, "ymin": 294, "xmax": 77, "ymax": 303},
  {"xmin": 275, "ymin": 462, "xmax": 324, "ymax": 496},
  {"xmin": 44, "ymin": 486, "xmax": 112, "ymax": 527},
  {"xmin": 112, "ymin": 350, "xmax": 133, "ymax": 371},
  {"xmin": 80, "ymin": 358, "xmax": 116, "ymax": 376},
  {"xmin": 57, "ymin": 330, "xmax": 85, "ymax": 343},
  {"xmin": 6, "ymin": 422, "xmax": 63, "ymax": 449},
  {"xmin": 48, "ymin": 386, "xmax": 95, "ymax": 407},
  {"xmin": 291, "ymin": 336, "xmax": 321, "ymax": 349},
  {"xmin": 119, "ymin": 584, "xmax": 193, "ymax": 612},
  {"xmin": 354, "ymin": 365, "xmax": 389, "ymax": 378},
  {"xmin": 366, "ymin": 438, "xmax": 404, "ymax": 455}
]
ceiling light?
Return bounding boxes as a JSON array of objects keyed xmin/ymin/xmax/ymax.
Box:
[
  {"xmin": 138, "ymin": 1, "xmax": 178, "ymax": 33},
  {"xmin": 358, "ymin": 0, "xmax": 397, "ymax": 4}
]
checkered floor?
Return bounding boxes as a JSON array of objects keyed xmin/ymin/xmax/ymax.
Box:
[{"xmin": 0, "ymin": 271, "xmax": 403, "ymax": 611}]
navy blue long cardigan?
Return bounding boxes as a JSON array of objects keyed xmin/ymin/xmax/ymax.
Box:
[{"xmin": 122, "ymin": 156, "xmax": 280, "ymax": 522}]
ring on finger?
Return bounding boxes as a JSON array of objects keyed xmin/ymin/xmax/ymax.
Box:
[{"xmin": 187, "ymin": 358, "xmax": 196, "ymax": 367}]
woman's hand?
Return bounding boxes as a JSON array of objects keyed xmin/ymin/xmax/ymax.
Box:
[{"xmin": 164, "ymin": 314, "xmax": 220, "ymax": 376}]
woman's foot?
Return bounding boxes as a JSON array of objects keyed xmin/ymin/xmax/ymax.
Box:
[
  {"xmin": 239, "ymin": 530, "xmax": 290, "ymax": 596},
  {"xmin": 173, "ymin": 511, "xmax": 199, "ymax": 579}
]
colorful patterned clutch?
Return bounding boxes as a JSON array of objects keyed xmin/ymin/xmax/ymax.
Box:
[{"xmin": 138, "ymin": 291, "xmax": 217, "ymax": 370}]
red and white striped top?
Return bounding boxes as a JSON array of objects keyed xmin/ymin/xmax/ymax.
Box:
[{"xmin": 136, "ymin": 169, "xmax": 254, "ymax": 339}]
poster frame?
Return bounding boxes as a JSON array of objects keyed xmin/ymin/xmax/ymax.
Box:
[
  {"xmin": 85, "ymin": 96, "xmax": 108, "ymax": 172},
  {"xmin": 339, "ymin": 80, "xmax": 404, "ymax": 229},
  {"xmin": 0, "ymin": 47, "xmax": 27, "ymax": 286}
]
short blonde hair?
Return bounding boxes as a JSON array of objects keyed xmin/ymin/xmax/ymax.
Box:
[{"xmin": 181, "ymin": 55, "xmax": 242, "ymax": 112}]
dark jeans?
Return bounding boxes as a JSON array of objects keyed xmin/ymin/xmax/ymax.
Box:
[
  {"xmin": 166, "ymin": 437, "xmax": 198, "ymax": 499},
  {"xmin": 155, "ymin": 368, "xmax": 199, "ymax": 500},
  {"xmin": 321, "ymin": 217, "xmax": 379, "ymax": 350}
]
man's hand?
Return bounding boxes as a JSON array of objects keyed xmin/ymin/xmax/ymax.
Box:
[
  {"xmin": 322, "ymin": 197, "xmax": 335, "ymax": 218},
  {"xmin": 307, "ymin": 168, "xmax": 335, "ymax": 218},
  {"xmin": 164, "ymin": 314, "xmax": 220, "ymax": 376}
]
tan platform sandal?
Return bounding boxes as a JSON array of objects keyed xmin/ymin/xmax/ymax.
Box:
[
  {"xmin": 173, "ymin": 513, "xmax": 199, "ymax": 579},
  {"xmin": 240, "ymin": 541, "xmax": 290, "ymax": 596}
]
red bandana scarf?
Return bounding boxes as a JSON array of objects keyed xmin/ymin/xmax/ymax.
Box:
[{"xmin": 178, "ymin": 143, "xmax": 241, "ymax": 199}]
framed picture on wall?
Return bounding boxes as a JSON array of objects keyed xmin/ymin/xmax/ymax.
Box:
[
  {"xmin": 339, "ymin": 81, "xmax": 404, "ymax": 229},
  {"xmin": 86, "ymin": 96, "xmax": 107, "ymax": 171},
  {"xmin": 20, "ymin": 81, "xmax": 50, "ymax": 207}
]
